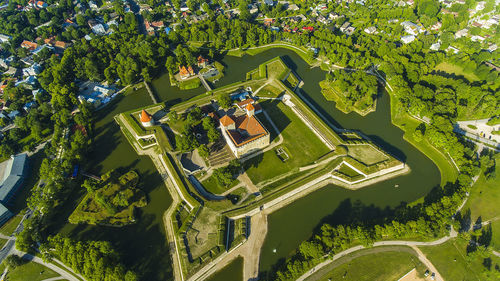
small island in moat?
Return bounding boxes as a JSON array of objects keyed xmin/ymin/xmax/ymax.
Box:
[{"xmin": 68, "ymin": 170, "xmax": 147, "ymax": 226}]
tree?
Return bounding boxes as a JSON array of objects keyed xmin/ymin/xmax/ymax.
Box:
[
  {"xmin": 198, "ymin": 144, "xmax": 209, "ymax": 158},
  {"xmin": 217, "ymin": 93, "xmax": 232, "ymax": 109}
]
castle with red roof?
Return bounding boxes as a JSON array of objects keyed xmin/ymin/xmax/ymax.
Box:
[{"xmin": 219, "ymin": 101, "xmax": 269, "ymax": 158}]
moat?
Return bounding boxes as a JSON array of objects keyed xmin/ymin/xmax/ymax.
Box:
[{"xmin": 53, "ymin": 48, "xmax": 440, "ymax": 280}]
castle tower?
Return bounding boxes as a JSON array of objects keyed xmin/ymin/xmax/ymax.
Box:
[
  {"xmin": 246, "ymin": 103, "xmax": 255, "ymax": 117},
  {"xmin": 140, "ymin": 109, "xmax": 154, "ymax": 127}
]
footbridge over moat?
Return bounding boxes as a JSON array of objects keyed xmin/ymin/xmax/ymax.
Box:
[{"xmin": 198, "ymin": 74, "xmax": 212, "ymax": 92}]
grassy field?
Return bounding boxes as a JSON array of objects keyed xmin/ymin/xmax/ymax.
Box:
[
  {"xmin": 0, "ymin": 238, "xmax": 8, "ymax": 249},
  {"xmin": 435, "ymin": 62, "xmax": 479, "ymax": 82},
  {"xmin": 307, "ymin": 249, "xmax": 425, "ymax": 281},
  {"xmin": 0, "ymin": 215, "xmax": 22, "ymax": 236},
  {"xmin": 244, "ymin": 100, "xmax": 330, "ymax": 185},
  {"xmin": 347, "ymin": 145, "xmax": 389, "ymax": 165},
  {"xmin": 463, "ymin": 153, "xmax": 500, "ymax": 250},
  {"xmin": 5, "ymin": 261, "xmax": 59, "ymax": 281},
  {"xmin": 419, "ymin": 238, "xmax": 500, "ymax": 281}
]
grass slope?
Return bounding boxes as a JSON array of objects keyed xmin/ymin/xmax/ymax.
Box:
[
  {"xmin": 464, "ymin": 153, "xmax": 500, "ymax": 251},
  {"xmin": 6, "ymin": 261, "xmax": 59, "ymax": 281},
  {"xmin": 309, "ymin": 250, "xmax": 425, "ymax": 281}
]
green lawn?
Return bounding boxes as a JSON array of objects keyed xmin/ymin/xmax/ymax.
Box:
[
  {"xmin": 347, "ymin": 145, "xmax": 389, "ymax": 166},
  {"xmin": 419, "ymin": 238, "xmax": 500, "ymax": 281},
  {"xmin": 435, "ymin": 62, "xmax": 480, "ymax": 82},
  {"xmin": 464, "ymin": 153, "xmax": 500, "ymax": 250},
  {"xmin": 0, "ymin": 238, "xmax": 8, "ymax": 249},
  {"xmin": 5, "ymin": 261, "xmax": 60, "ymax": 281},
  {"xmin": 308, "ymin": 249, "xmax": 425, "ymax": 281},
  {"xmin": 201, "ymin": 177, "xmax": 238, "ymax": 195},
  {"xmin": 244, "ymin": 100, "xmax": 330, "ymax": 185},
  {"xmin": 0, "ymin": 215, "xmax": 22, "ymax": 236},
  {"xmin": 337, "ymin": 164, "xmax": 362, "ymax": 178}
]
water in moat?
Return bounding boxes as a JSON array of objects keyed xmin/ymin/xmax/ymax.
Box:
[{"xmin": 53, "ymin": 48, "xmax": 440, "ymax": 281}]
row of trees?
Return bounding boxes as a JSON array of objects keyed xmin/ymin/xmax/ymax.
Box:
[{"xmin": 41, "ymin": 235, "xmax": 138, "ymax": 281}]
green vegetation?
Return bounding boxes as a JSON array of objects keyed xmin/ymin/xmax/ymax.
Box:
[
  {"xmin": 244, "ymin": 100, "xmax": 329, "ymax": 185},
  {"xmin": 467, "ymin": 124, "xmax": 478, "ymax": 130},
  {"xmin": 179, "ymin": 78, "xmax": 202, "ymax": 90},
  {"xmin": 464, "ymin": 153, "xmax": 500, "ymax": 250},
  {"xmin": 419, "ymin": 238, "xmax": 500, "ymax": 280},
  {"xmin": 487, "ymin": 116, "xmax": 500, "ymax": 126},
  {"xmin": 0, "ymin": 215, "xmax": 22, "ymax": 236},
  {"xmin": 435, "ymin": 62, "xmax": 480, "ymax": 82},
  {"xmin": 389, "ymin": 93, "xmax": 459, "ymax": 185},
  {"xmin": 307, "ymin": 249, "xmax": 425, "ymax": 281},
  {"xmin": 320, "ymin": 70, "xmax": 377, "ymax": 116},
  {"xmin": 68, "ymin": 170, "xmax": 147, "ymax": 226},
  {"xmin": 337, "ymin": 164, "xmax": 362, "ymax": 178},
  {"xmin": 284, "ymin": 72, "xmax": 300, "ymax": 89},
  {"xmin": 43, "ymin": 235, "xmax": 138, "ymax": 281},
  {"xmin": 5, "ymin": 260, "xmax": 59, "ymax": 281}
]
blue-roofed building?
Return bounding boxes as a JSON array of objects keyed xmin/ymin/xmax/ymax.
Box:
[
  {"xmin": 165, "ymin": 27, "xmax": 171, "ymax": 34},
  {"xmin": 0, "ymin": 153, "xmax": 29, "ymax": 205}
]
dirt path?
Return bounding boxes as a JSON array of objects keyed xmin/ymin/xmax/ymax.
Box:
[
  {"xmin": 238, "ymin": 172, "xmax": 259, "ymax": 194},
  {"xmin": 410, "ymin": 245, "xmax": 444, "ymax": 281}
]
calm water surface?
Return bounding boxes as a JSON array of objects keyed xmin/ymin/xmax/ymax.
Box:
[{"xmin": 54, "ymin": 48, "xmax": 440, "ymax": 280}]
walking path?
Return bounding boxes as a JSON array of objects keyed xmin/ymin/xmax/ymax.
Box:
[
  {"xmin": 144, "ymin": 81, "xmax": 158, "ymax": 104},
  {"xmin": 198, "ymin": 74, "xmax": 212, "ymax": 91},
  {"xmin": 42, "ymin": 276, "xmax": 67, "ymax": 281}
]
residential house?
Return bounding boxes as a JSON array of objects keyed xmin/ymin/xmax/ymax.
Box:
[
  {"xmin": 401, "ymin": 21, "xmax": 424, "ymax": 35},
  {"xmin": 88, "ymin": 0, "xmax": 98, "ymax": 9},
  {"xmin": 0, "ymin": 34, "xmax": 11, "ymax": 43},
  {"xmin": 364, "ymin": 26, "xmax": 377, "ymax": 34},
  {"xmin": 401, "ymin": 35, "xmax": 416, "ymax": 44},
  {"xmin": 430, "ymin": 42, "xmax": 441, "ymax": 51},
  {"xmin": 264, "ymin": 0, "xmax": 274, "ymax": 6},
  {"xmin": 21, "ymin": 40, "xmax": 38, "ymax": 51},
  {"xmin": 430, "ymin": 21, "xmax": 442, "ymax": 31},
  {"xmin": 340, "ymin": 22, "xmax": 351, "ymax": 33},
  {"xmin": 35, "ymin": 1, "xmax": 47, "ymax": 8},
  {"xmin": 446, "ymin": 46, "xmax": 459, "ymax": 54},
  {"xmin": 197, "ymin": 56, "xmax": 209, "ymax": 68},
  {"xmin": 55, "ymin": 41, "xmax": 70, "ymax": 49},
  {"xmin": 345, "ymin": 26, "xmax": 356, "ymax": 35},
  {"xmin": 455, "ymin": 28, "xmax": 468, "ymax": 39},
  {"xmin": 22, "ymin": 63, "xmax": 41, "ymax": 77}
]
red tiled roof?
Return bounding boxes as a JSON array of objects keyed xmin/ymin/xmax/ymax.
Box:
[
  {"xmin": 220, "ymin": 115, "xmax": 234, "ymax": 127},
  {"xmin": 236, "ymin": 98, "xmax": 254, "ymax": 108},
  {"xmin": 226, "ymin": 115, "xmax": 268, "ymax": 147},
  {"xmin": 246, "ymin": 103, "xmax": 255, "ymax": 111},
  {"xmin": 21, "ymin": 40, "xmax": 38, "ymax": 50},
  {"xmin": 140, "ymin": 110, "xmax": 152, "ymax": 123}
]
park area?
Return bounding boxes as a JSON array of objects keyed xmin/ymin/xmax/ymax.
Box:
[
  {"xmin": 434, "ymin": 62, "xmax": 480, "ymax": 82},
  {"xmin": 304, "ymin": 247, "xmax": 426, "ymax": 281},
  {"xmin": 419, "ymin": 238, "xmax": 500, "ymax": 280},
  {"xmin": 463, "ymin": 153, "xmax": 500, "ymax": 251},
  {"xmin": 243, "ymin": 99, "xmax": 330, "ymax": 185}
]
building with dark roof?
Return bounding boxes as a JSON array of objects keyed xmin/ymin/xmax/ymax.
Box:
[{"xmin": 0, "ymin": 153, "xmax": 29, "ymax": 205}]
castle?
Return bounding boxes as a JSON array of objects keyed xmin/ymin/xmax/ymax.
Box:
[{"xmin": 219, "ymin": 102, "xmax": 270, "ymax": 158}]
